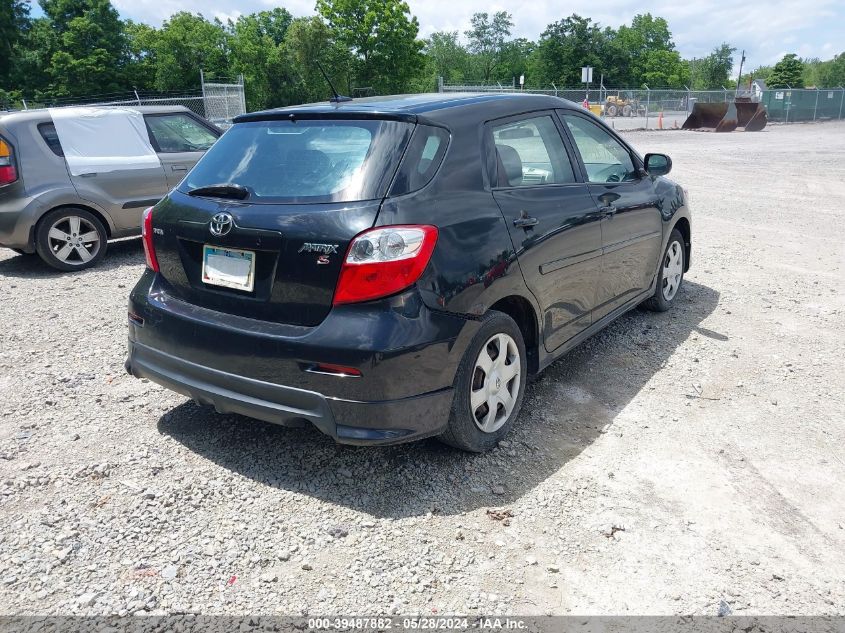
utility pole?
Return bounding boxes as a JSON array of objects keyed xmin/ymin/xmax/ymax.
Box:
[{"xmin": 735, "ymin": 50, "xmax": 746, "ymax": 97}]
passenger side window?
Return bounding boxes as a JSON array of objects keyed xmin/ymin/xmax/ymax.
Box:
[
  {"xmin": 563, "ymin": 114, "xmax": 638, "ymax": 183},
  {"xmin": 145, "ymin": 114, "xmax": 218, "ymax": 153},
  {"xmin": 491, "ymin": 115, "xmax": 575, "ymax": 187}
]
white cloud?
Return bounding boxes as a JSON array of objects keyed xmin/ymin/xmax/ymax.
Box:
[
  {"xmin": 214, "ymin": 10, "xmax": 242, "ymax": 24},
  {"xmin": 111, "ymin": 0, "xmax": 844, "ymax": 68}
]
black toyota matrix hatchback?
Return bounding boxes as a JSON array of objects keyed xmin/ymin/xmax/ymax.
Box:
[{"xmin": 126, "ymin": 93, "xmax": 691, "ymax": 452}]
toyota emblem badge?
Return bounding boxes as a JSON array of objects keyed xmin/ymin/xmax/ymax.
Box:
[{"xmin": 209, "ymin": 212, "xmax": 234, "ymax": 237}]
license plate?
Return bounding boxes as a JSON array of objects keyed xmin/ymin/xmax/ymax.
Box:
[{"xmin": 201, "ymin": 245, "xmax": 255, "ymax": 292}]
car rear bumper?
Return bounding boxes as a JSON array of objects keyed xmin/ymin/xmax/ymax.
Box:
[
  {"xmin": 126, "ymin": 271, "xmax": 478, "ymax": 445},
  {"xmin": 126, "ymin": 341, "xmax": 454, "ymax": 445},
  {"xmin": 0, "ymin": 193, "xmax": 40, "ymax": 252}
]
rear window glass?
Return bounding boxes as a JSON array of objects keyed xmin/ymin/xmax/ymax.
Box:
[
  {"xmin": 38, "ymin": 123, "xmax": 64, "ymax": 157},
  {"xmin": 389, "ymin": 124, "xmax": 449, "ymax": 196},
  {"xmin": 181, "ymin": 119, "xmax": 412, "ymax": 203}
]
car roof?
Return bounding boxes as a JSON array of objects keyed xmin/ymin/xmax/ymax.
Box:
[
  {"xmin": 0, "ymin": 105, "xmax": 193, "ymax": 127},
  {"xmin": 237, "ymin": 93, "xmax": 581, "ymax": 125}
]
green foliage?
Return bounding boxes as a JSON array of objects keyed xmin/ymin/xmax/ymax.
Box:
[
  {"xmin": 496, "ymin": 38, "xmax": 534, "ymax": 85},
  {"xmin": 40, "ymin": 0, "xmax": 127, "ymax": 96},
  {"xmin": 464, "ymin": 11, "xmax": 514, "ymax": 84},
  {"xmin": 424, "ymin": 31, "xmax": 471, "ymax": 84},
  {"xmin": 744, "ymin": 64, "xmax": 772, "ymax": 85},
  {"xmin": 531, "ymin": 13, "xmax": 687, "ymax": 88},
  {"xmin": 639, "ymin": 49, "xmax": 690, "ymax": 88},
  {"xmin": 284, "ymin": 16, "xmax": 354, "ymax": 102},
  {"xmin": 814, "ymin": 53, "xmax": 845, "ymax": 87},
  {"xmin": 533, "ymin": 15, "xmax": 610, "ymax": 86},
  {"xmin": 768, "ymin": 53, "xmax": 804, "ymax": 88},
  {"xmin": 228, "ymin": 9, "xmax": 293, "ymax": 111},
  {"xmin": 153, "ymin": 13, "xmax": 228, "ymax": 92},
  {"xmin": 0, "ymin": 0, "xmax": 30, "ymax": 87},
  {"xmin": 3, "ymin": 0, "xmax": 844, "ymax": 111},
  {"xmin": 124, "ymin": 20, "xmax": 158, "ymax": 90},
  {"xmin": 690, "ymin": 43, "xmax": 735, "ymax": 89},
  {"xmin": 613, "ymin": 13, "xmax": 674, "ymax": 85},
  {"xmin": 316, "ymin": 0, "xmax": 424, "ymax": 94}
]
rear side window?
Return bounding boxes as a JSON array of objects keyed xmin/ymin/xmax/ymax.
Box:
[
  {"xmin": 181, "ymin": 119, "xmax": 413, "ymax": 203},
  {"xmin": 145, "ymin": 114, "xmax": 218, "ymax": 153},
  {"xmin": 389, "ymin": 124, "xmax": 449, "ymax": 196},
  {"xmin": 492, "ymin": 115, "xmax": 575, "ymax": 187},
  {"xmin": 38, "ymin": 123, "xmax": 64, "ymax": 157}
]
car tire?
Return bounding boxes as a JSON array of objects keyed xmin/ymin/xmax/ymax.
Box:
[
  {"xmin": 439, "ymin": 311, "xmax": 527, "ymax": 453},
  {"xmin": 644, "ymin": 228, "xmax": 685, "ymax": 312},
  {"xmin": 35, "ymin": 208, "xmax": 108, "ymax": 272}
]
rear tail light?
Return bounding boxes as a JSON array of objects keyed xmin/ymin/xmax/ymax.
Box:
[
  {"xmin": 142, "ymin": 207, "xmax": 159, "ymax": 272},
  {"xmin": 0, "ymin": 137, "xmax": 18, "ymax": 186},
  {"xmin": 333, "ymin": 225, "xmax": 438, "ymax": 305}
]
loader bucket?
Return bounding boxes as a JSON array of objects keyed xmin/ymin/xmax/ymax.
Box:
[
  {"xmin": 682, "ymin": 103, "xmax": 728, "ymax": 130},
  {"xmin": 715, "ymin": 101, "xmax": 739, "ymax": 132},
  {"xmin": 682, "ymin": 100, "xmax": 767, "ymax": 132},
  {"xmin": 735, "ymin": 100, "xmax": 768, "ymax": 131}
]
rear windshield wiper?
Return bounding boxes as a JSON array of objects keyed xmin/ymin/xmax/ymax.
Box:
[{"xmin": 186, "ymin": 184, "xmax": 250, "ymax": 200}]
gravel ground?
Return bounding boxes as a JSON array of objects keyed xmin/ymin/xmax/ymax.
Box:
[{"xmin": 0, "ymin": 121, "xmax": 843, "ymax": 617}]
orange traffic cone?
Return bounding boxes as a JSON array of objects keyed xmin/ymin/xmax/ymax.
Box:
[{"xmin": 658, "ymin": 111, "xmax": 664, "ymax": 129}]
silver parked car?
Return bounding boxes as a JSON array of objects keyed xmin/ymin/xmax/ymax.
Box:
[{"xmin": 0, "ymin": 105, "xmax": 220, "ymax": 270}]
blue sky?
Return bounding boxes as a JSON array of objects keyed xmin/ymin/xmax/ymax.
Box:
[{"xmin": 30, "ymin": 0, "xmax": 845, "ymax": 70}]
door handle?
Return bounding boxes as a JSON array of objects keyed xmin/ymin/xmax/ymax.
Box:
[
  {"xmin": 513, "ymin": 212, "xmax": 538, "ymax": 228},
  {"xmin": 597, "ymin": 191, "xmax": 620, "ymax": 218},
  {"xmin": 79, "ymin": 172, "xmax": 97, "ymax": 178},
  {"xmin": 171, "ymin": 165, "xmax": 188, "ymax": 172}
]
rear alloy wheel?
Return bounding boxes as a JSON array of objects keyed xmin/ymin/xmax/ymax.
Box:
[
  {"xmin": 440, "ymin": 311, "xmax": 527, "ymax": 452},
  {"xmin": 644, "ymin": 228, "xmax": 685, "ymax": 312},
  {"xmin": 36, "ymin": 208, "xmax": 107, "ymax": 271}
]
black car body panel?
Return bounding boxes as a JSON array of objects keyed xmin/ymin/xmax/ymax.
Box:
[
  {"xmin": 149, "ymin": 191, "xmax": 383, "ymax": 326},
  {"xmin": 127, "ymin": 93, "xmax": 691, "ymax": 445}
]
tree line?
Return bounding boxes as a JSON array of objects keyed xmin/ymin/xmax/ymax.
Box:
[{"xmin": 2, "ymin": 0, "xmax": 844, "ymax": 112}]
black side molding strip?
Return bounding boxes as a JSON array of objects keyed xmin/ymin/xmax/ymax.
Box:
[
  {"xmin": 540, "ymin": 249, "xmax": 602, "ymax": 275},
  {"xmin": 602, "ymin": 230, "xmax": 662, "ymax": 256},
  {"xmin": 122, "ymin": 199, "xmax": 161, "ymax": 209}
]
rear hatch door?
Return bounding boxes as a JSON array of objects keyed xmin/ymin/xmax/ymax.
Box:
[{"xmin": 150, "ymin": 116, "xmax": 413, "ymax": 327}]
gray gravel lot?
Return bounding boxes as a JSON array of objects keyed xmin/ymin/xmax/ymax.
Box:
[{"xmin": 0, "ymin": 121, "xmax": 843, "ymax": 616}]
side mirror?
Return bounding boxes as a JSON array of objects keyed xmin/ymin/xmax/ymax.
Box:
[{"xmin": 644, "ymin": 153, "xmax": 672, "ymax": 176}]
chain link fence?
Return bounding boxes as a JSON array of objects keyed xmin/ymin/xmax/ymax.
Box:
[
  {"xmin": 1, "ymin": 76, "xmax": 246, "ymax": 128},
  {"xmin": 439, "ymin": 79, "xmax": 845, "ymax": 129}
]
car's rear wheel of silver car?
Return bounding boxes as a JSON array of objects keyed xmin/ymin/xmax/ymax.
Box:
[
  {"xmin": 439, "ymin": 311, "xmax": 527, "ymax": 453},
  {"xmin": 644, "ymin": 228, "xmax": 685, "ymax": 312},
  {"xmin": 35, "ymin": 208, "xmax": 108, "ymax": 271}
]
